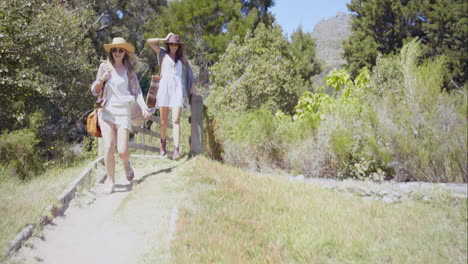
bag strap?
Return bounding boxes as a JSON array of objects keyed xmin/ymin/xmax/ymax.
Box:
[{"xmin": 99, "ymin": 81, "xmax": 106, "ymax": 99}]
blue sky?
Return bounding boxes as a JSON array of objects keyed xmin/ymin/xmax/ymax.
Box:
[{"xmin": 270, "ymin": 0, "xmax": 351, "ymax": 37}]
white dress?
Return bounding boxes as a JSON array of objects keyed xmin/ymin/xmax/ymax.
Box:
[
  {"xmin": 156, "ymin": 56, "xmax": 184, "ymax": 108},
  {"xmin": 99, "ymin": 70, "xmax": 134, "ymax": 131}
]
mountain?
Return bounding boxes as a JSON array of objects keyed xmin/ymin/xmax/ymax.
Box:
[{"xmin": 311, "ymin": 12, "xmax": 351, "ymax": 70}]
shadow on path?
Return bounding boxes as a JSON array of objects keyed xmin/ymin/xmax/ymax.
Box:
[{"xmin": 134, "ymin": 156, "xmax": 190, "ymax": 185}]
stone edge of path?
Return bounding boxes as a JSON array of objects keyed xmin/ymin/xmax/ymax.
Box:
[
  {"xmin": 289, "ymin": 174, "xmax": 467, "ymax": 203},
  {"xmin": 4, "ymin": 156, "xmax": 105, "ymax": 258}
]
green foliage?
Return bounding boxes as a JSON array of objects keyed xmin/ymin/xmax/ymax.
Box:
[
  {"xmin": 324, "ymin": 68, "xmax": 352, "ymax": 91},
  {"xmin": 292, "ymin": 91, "xmax": 331, "ymax": 125},
  {"xmin": 320, "ymin": 39, "xmax": 466, "ymax": 182},
  {"xmin": 344, "ymin": 0, "xmax": 468, "ymax": 85},
  {"xmin": 422, "ymin": 0, "xmax": 467, "ymax": 86},
  {"xmin": 208, "ymin": 23, "xmax": 305, "ymax": 115},
  {"xmin": 210, "ymin": 40, "xmax": 466, "ymax": 183},
  {"xmin": 0, "ymin": 129, "xmax": 43, "ymax": 180},
  {"xmin": 215, "ymin": 109, "xmax": 283, "ymax": 170},
  {"xmin": 145, "ymin": 0, "xmax": 269, "ymax": 86},
  {"xmin": 289, "ymin": 26, "xmax": 322, "ymax": 86},
  {"xmin": 0, "ymin": 0, "xmax": 96, "ymax": 137},
  {"xmin": 376, "ymin": 39, "xmax": 466, "ymax": 182}
]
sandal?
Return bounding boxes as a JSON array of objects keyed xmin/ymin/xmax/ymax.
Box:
[
  {"xmin": 160, "ymin": 139, "xmax": 167, "ymax": 156},
  {"xmin": 104, "ymin": 183, "xmax": 114, "ymax": 195},
  {"xmin": 125, "ymin": 161, "xmax": 134, "ymax": 181},
  {"xmin": 172, "ymin": 146, "xmax": 181, "ymax": 160}
]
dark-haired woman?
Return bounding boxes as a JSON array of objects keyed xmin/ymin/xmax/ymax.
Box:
[{"xmin": 147, "ymin": 33, "xmax": 196, "ymax": 160}]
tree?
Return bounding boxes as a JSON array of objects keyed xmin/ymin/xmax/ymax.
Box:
[
  {"xmin": 208, "ymin": 23, "xmax": 305, "ymax": 115},
  {"xmin": 422, "ymin": 0, "xmax": 467, "ymax": 86},
  {"xmin": 289, "ymin": 26, "xmax": 322, "ymax": 88},
  {"xmin": 343, "ymin": 0, "xmax": 426, "ymax": 78},
  {"xmin": 343, "ymin": 0, "xmax": 467, "ymax": 85},
  {"xmin": 145, "ymin": 0, "xmax": 274, "ymax": 87},
  {"xmin": 240, "ymin": 0, "xmax": 276, "ymax": 25},
  {"xmin": 0, "ymin": 0, "xmax": 96, "ymax": 140}
]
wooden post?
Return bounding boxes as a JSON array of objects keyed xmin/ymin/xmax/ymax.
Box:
[{"xmin": 190, "ymin": 95, "xmax": 203, "ymax": 155}]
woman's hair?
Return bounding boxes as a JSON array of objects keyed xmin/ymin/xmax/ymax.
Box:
[
  {"xmin": 107, "ymin": 50, "xmax": 144, "ymax": 79},
  {"xmin": 165, "ymin": 43, "xmax": 184, "ymax": 66}
]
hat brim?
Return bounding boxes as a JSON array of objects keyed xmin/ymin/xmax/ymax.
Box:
[
  {"xmin": 165, "ymin": 40, "xmax": 184, "ymax": 45},
  {"xmin": 103, "ymin": 43, "xmax": 135, "ymax": 53}
]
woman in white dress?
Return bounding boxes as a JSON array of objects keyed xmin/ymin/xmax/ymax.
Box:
[
  {"xmin": 91, "ymin": 37, "xmax": 150, "ymax": 194},
  {"xmin": 147, "ymin": 33, "xmax": 197, "ymax": 159}
]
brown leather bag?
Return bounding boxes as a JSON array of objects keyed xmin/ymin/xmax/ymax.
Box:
[
  {"xmin": 87, "ymin": 81, "xmax": 106, "ymax": 137},
  {"xmin": 86, "ymin": 109, "xmax": 101, "ymax": 137},
  {"xmin": 146, "ymin": 55, "xmax": 165, "ymax": 108}
]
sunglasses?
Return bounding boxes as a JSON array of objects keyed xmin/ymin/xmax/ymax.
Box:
[{"xmin": 111, "ymin": 48, "xmax": 126, "ymax": 53}]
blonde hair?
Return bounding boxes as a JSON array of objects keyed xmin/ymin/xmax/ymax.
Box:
[{"xmin": 106, "ymin": 49, "xmax": 145, "ymax": 90}]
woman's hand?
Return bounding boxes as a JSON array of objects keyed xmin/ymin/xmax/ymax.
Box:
[
  {"xmin": 190, "ymin": 84, "xmax": 198, "ymax": 95},
  {"xmin": 100, "ymin": 70, "xmax": 111, "ymax": 83},
  {"xmin": 142, "ymin": 108, "xmax": 151, "ymax": 120},
  {"xmin": 165, "ymin": 32, "xmax": 174, "ymax": 41}
]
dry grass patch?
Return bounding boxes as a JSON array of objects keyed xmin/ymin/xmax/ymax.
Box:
[
  {"xmin": 172, "ymin": 157, "xmax": 467, "ymax": 263},
  {"xmin": 0, "ymin": 158, "xmax": 93, "ymax": 259}
]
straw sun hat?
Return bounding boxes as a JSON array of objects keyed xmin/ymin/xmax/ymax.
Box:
[{"xmin": 103, "ymin": 37, "xmax": 135, "ymax": 53}]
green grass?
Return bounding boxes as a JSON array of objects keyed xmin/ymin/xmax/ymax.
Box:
[
  {"xmin": 0, "ymin": 158, "xmax": 94, "ymax": 259},
  {"xmin": 172, "ymin": 157, "xmax": 468, "ymax": 263}
]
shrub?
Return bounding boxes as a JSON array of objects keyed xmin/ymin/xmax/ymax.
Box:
[
  {"xmin": 215, "ymin": 109, "xmax": 284, "ymax": 171},
  {"xmin": 207, "ymin": 23, "xmax": 305, "ymax": 115},
  {"xmin": 0, "ymin": 129, "xmax": 43, "ymax": 180},
  {"xmin": 371, "ymin": 39, "xmax": 467, "ymax": 182}
]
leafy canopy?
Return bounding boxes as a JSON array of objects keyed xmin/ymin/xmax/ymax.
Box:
[{"xmin": 208, "ymin": 23, "xmax": 305, "ymax": 115}]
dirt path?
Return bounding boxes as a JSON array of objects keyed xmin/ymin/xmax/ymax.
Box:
[{"xmin": 10, "ymin": 156, "xmax": 192, "ymax": 264}]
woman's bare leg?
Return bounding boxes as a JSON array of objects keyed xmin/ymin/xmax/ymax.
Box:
[
  {"xmin": 117, "ymin": 126, "xmax": 130, "ymax": 165},
  {"xmin": 100, "ymin": 120, "xmax": 116, "ymax": 189},
  {"xmin": 171, "ymin": 106, "xmax": 182, "ymax": 148},
  {"xmin": 160, "ymin": 107, "xmax": 169, "ymax": 140},
  {"xmin": 117, "ymin": 126, "xmax": 133, "ymax": 180}
]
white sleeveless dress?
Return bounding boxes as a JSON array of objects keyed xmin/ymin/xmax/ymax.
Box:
[
  {"xmin": 156, "ymin": 56, "xmax": 184, "ymax": 108},
  {"xmin": 99, "ymin": 70, "xmax": 134, "ymax": 131}
]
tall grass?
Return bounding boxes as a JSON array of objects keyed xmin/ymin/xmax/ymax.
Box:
[
  {"xmin": 172, "ymin": 157, "xmax": 467, "ymax": 263},
  {"xmin": 0, "ymin": 158, "xmax": 94, "ymax": 259}
]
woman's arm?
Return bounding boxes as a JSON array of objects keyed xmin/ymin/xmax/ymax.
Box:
[
  {"xmin": 147, "ymin": 32, "xmax": 174, "ymax": 55},
  {"xmin": 91, "ymin": 62, "xmax": 108, "ymax": 96},
  {"xmin": 133, "ymin": 75, "xmax": 151, "ymax": 118}
]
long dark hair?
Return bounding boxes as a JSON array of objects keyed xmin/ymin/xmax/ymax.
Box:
[{"xmin": 165, "ymin": 43, "xmax": 184, "ymax": 66}]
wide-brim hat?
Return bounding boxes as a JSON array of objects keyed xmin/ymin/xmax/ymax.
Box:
[
  {"xmin": 165, "ymin": 34, "xmax": 184, "ymax": 45},
  {"xmin": 104, "ymin": 37, "xmax": 135, "ymax": 53}
]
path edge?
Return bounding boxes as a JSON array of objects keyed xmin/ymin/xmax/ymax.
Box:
[{"xmin": 4, "ymin": 156, "xmax": 105, "ymax": 258}]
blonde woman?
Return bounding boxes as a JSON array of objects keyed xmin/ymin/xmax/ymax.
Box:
[
  {"xmin": 147, "ymin": 33, "xmax": 196, "ymax": 160},
  {"xmin": 91, "ymin": 37, "xmax": 150, "ymax": 194}
]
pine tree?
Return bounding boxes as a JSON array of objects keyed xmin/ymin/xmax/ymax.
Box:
[
  {"xmin": 289, "ymin": 26, "xmax": 322, "ymax": 88},
  {"xmin": 343, "ymin": 0, "xmax": 467, "ymax": 86}
]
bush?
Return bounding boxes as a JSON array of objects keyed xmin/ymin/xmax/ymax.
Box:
[
  {"xmin": 207, "ymin": 23, "xmax": 305, "ymax": 115},
  {"xmin": 0, "ymin": 129, "xmax": 43, "ymax": 180},
  {"xmin": 287, "ymin": 40, "xmax": 466, "ymax": 182},
  {"xmin": 370, "ymin": 40, "xmax": 467, "ymax": 182},
  {"xmin": 214, "ymin": 109, "xmax": 284, "ymax": 171},
  {"xmin": 207, "ymin": 39, "xmax": 466, "ymax": 183}
]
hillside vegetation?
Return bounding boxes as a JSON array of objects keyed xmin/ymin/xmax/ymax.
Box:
[
  {"xmin": 0, "ymin": 0, "xmax": 466, "ymax": 184},
  {"xmin": 172, "ymin": 157, "xmax": 467, "ymax": 263}
]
